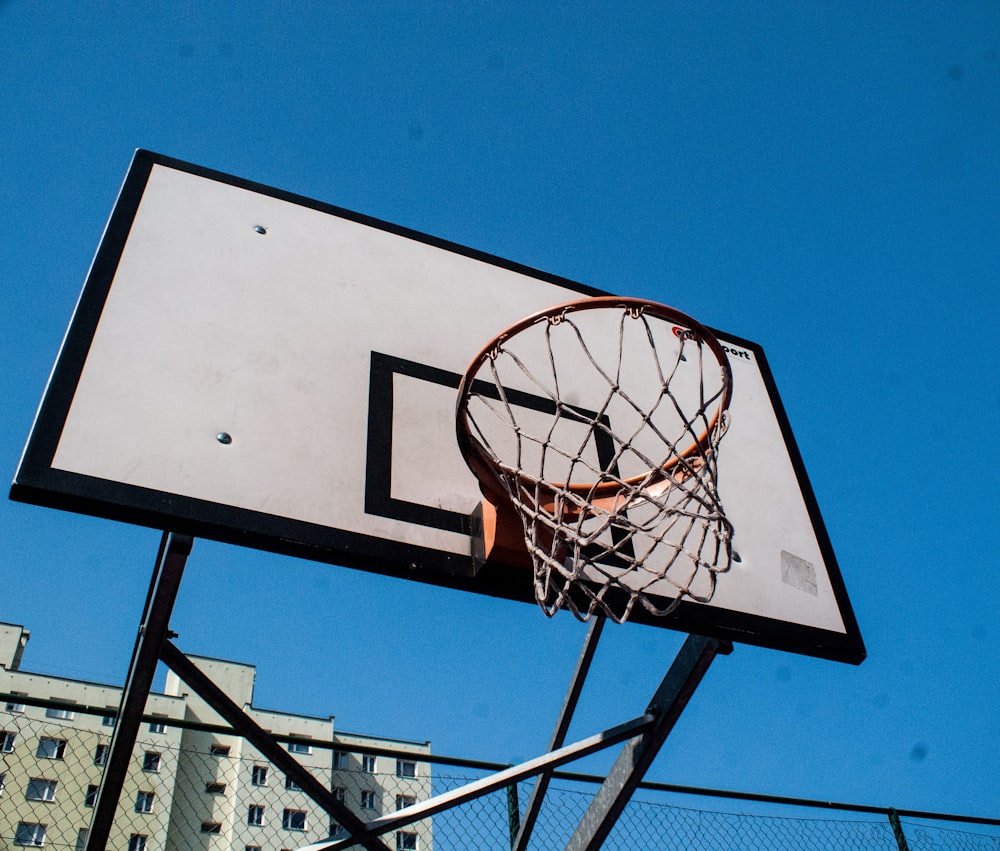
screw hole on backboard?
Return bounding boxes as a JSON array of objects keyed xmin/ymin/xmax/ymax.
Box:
[
  {"xmin": 216, "ymin": 432, "xmax": 233, "ymax": 445},
  {"xmin": 253, "ymin": 225, "xmax": 267, "ymax": 235}
]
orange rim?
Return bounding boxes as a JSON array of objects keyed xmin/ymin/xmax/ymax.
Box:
[{"xmin": 456, "ymin": 296, "xmax": 733, "ymax": 508}]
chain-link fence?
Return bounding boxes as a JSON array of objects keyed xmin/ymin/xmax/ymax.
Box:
[
  {"xmin": 431, "ymin": 771, "xmax": 1000, "ymax": 851},
  {"xmin": 0, "ymin": 697, "xmax": 431, "ymax": 851},
  {"xmin": 3, "ymin": 697, "xmax": 998, "ymax": 851}
]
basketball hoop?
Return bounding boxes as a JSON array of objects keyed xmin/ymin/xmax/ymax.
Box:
[{"xmin": 456, "ymin": 296, "xmax": 735, "ymax": 624}]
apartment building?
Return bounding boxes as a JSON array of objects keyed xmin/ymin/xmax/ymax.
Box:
[{"xmin": 0, "ymin": 623, "xmax": 432, "ymax": 851}]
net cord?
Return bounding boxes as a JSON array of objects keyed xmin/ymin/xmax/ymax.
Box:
[{"xmin": 457, "ymin": 298, "xmax": 734, "ymax": 624}]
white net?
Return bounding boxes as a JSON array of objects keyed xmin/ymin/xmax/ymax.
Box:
[{"xmin": 457, "ymin": 298, "xmax": 735, "ymax": 623}]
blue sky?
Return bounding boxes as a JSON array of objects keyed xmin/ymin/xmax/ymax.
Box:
[{"xmin": 2, "ymin": 1, "xmax": 998, "ymax": 823}]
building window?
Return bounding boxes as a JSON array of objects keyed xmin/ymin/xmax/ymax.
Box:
[
  {"xmin": 247, "ymin": 804, "xmax": 265, "ymax": 826},
  {"xmin": 251, "ymin": 764, "xmax": 268, "ymax": 786},
  {"xmin": 37, "ymin": 737, "xmax": 67, "ymax": 760},
  {"xmin": 5, "ymin": 700, "xmax": 25, "ymax": 713},
  {"xmin": 396, "ymin": 760, "xmax": 417, "ymax": 778},
  {"xmin": 282, "ymin": 809, "xmax": 307, "ymax": 831},
  {"xmin": 362, "ymin": 754, "xmax": 376, "ymax": 773},
  {"xmin": 14, "ymin": 822, "xmax": 46, "ymax": 847},
  {"xmin": 127, "ymin": 835, "xmax": 148, "ymax": 851},
  {"xmin": 332, "ymin": 750, "xmax": 347, "ymax": 769},
  {"xmin": 101, "ymin": 714, "xmax": 116, "ymax": 727},
  {"xmin": 75, "ymin": 829, "xmax": 89, "ymax": 851},
  {"xmin": 25, "ymin": 779, "xmax": 58, "ymax": 802},
  {"xmin": 205, "ymin": 782, "xmax": 226, "ymax": 794},
  {"xmin": 201, "ymin": 822, "xmax": 222, "ymax": 834},
  {"xmin": 287, "ymin": 741, "xmax": 312, "ymax": 755},
  {"xmin": 245, "ymin": 847, "xmax": 262, "ymax": 851},
  {"xmin": 360, "ymin": 789, "xmax": 376, "ymax": 809},
  {"xmin": 396, "ymin": 831, "xmax": 418, "ymax": 850},
  {"xmin": 44, "ymin": 706, "xmax": 75, "ymax": 720},
  {"xmin": 1, "ymin": 731, "xmax": 15, "ymax": 752},
  {"xmin": 0, "ymin": 772, "xmax": 6, "ymax": 795},
  {"xmin": 332, "ymin": 786, "xmax": 346, "ymax": 802},
  {"xmin": 148, "ymin": 721, "xmax": 166, "ymax": 734},
  {"xmin": 93, "ymin": 743, "xmax": 109, "ymax": 765},
  {"xmin": 284, "ymin": 776, "xmax": 302, "ymax": 791},
  {"xmin": 85, "ymin": 785, "xmax": 98, "ymax": 807},
  {"xmin": 135, "ymin": 791, "xmax": 155, "ymax": 813},
  {"xmin": 209, "ymin": 744, "xmax": 230, "ymax": 757},
  {"xmin": 142, "ymin": 752, "xmax": 161, "ymax": 773},
  {"xmin": 396, "ymin": 794, "xmax": 416, "ymax": 810}
]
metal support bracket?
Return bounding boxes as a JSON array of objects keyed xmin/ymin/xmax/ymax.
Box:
[
  {"xmin": 82, "ymin": 531, "xmax": 726, "ymax": 851},
  {"xmin": 564, "ymin": 633, "xmax": 730, "ymax": 851},
  {"xmin": 299, "ymin": 631, "xmax": 727, "ymax": 851},
  {"xmin": 85, "ymin": 532, "xmax": 192, "ymax": 851},
  {"xmin": 159, "ymin": 641, "xmax": 392, "ymax": 851},
  {"xmin": 84, "ymin": 532, "xmax": 393, "ymax": 851},
  {"xmin": 297, "ymin": 712, "xmax": 656, "ymax": 851},
  {"xmin": 513, "ymin": 615, "xmax": 605, "ymax": 851}
]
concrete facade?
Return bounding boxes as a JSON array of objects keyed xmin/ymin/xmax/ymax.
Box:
[{"xmin": 1, "ymin": 623, "xmax": 432, "ymax": 851}]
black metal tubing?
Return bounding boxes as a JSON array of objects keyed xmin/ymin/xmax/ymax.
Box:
[
  {"xmin": 6, "ymin": 692, "xmax": 996, "ymax": 837},
  {"xmin": 85, "ymin": 532, "xmax": 192, "ymax": 851},
  {"xmin": 564, "ymin": 634, "xmax": 729, "ymax": 851},
  {"xmin": 889, "ymin": 808, "xmax": 913, "ymax": 851},
  {"xmin": 159, "ymin": 640, "xmax": 392, "ymax": 851},
  {"xmin": 513, "ymin": 615, "xmax": 605, "ymax": 851},
  {"xmin": 309, "ymin": 713, "xmax": 658, "ymax": 851},
  {"xmin": 506, "ymin": 782, "xmax": 521, "ymax": 849}
]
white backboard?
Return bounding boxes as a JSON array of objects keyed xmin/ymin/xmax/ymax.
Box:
[{"xmin": 11, "ymin": 151, "xmax": 864, "ymax": 663}]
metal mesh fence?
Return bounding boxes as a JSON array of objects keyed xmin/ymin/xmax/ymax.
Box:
[
  {"xmin": 506, "ymin": 779, "xmax": 902, "ymax": 849},
  {"xmin": 432, "ymin": 771, "xmax": 999, "ymax": 851},
  {"xmin": 0, "ymin": 701, "xmax": 431, "ymax": 851},
  {"xmin": 901, "ymin": 823, "xmax": 1000, "ymax": 851},
  {"xmin": 2, "ymin": 698, "xmax": 998, "ymax": 851}
]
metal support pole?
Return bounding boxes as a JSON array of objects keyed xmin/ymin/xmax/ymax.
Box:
[
  {"xmin": 299, "ymin": 712, "xmax": 656, "ymax": 851},
  {"xmin": 506, "ymin": 782, "xmax": 521, "ymax": 849},
  {"xmin": 888, "ymin": 808, "xmax": 911, "ymax": 851},
  {"xmin": 86, "ymin": 532, "xmax": 192, "ymax": 851},
  {"xmin": 513, "ymin": 615, "xmax": 605, "ymax": 851},
  {"xmin": 159, "ymin": 641, "xmax": 392, "ymax": 851},
  {"xmin": 564, "ymin": 633, "xmax": 730, "ymax": 851}
]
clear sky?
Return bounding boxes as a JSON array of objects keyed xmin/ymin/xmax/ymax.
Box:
[{"xmin": 2, "ymin": 1, "xmax": 998, "ymax": 824}]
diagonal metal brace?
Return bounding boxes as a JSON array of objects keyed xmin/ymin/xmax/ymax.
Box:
[
  {"xmin": 159, "ymin": 640, "xmax": 392, "ymax": 851},
  {"xmin": 297, "ymin": 711, "xmax": 656, "ymax": 851},
  {"xmin": 86, "ymin": 532, "xmax": 192, "ymax": 851},
  {"xmin": 514, "ymin": 615, "xmax": 605, "ymax": 851},
  {"xmin": 564, "ymin": 633, "xmax": 731, "ymax": 851}
]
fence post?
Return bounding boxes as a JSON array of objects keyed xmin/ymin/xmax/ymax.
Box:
[
  {"xmin": 507, "ymin": 782, "xmax": 521, "ymax": 849},
  {"xmin": 888, "ymin": 808, "xmax": 911, "ymax": 851}
]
